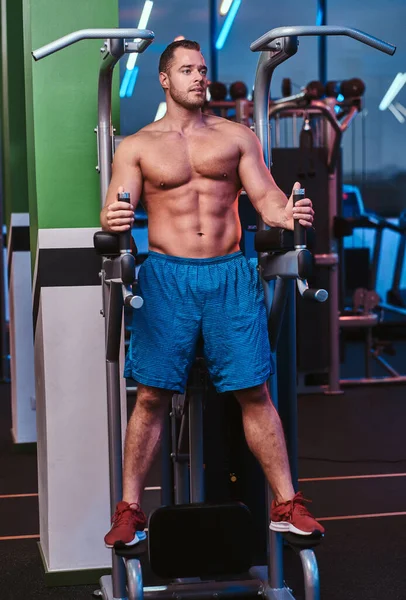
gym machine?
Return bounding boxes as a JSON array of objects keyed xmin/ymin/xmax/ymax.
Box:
[
  {"xmin": 91, "ymin": 25, "xmax": 329, "ymax": 600},
  {"xmin": 252, "ymin": 27, "xmax": 396, "ymax": 393},
  {"xmin": 32, "ymin": 23, "xmax": 394, "ymax": 600},
  {"xmin": 34, "ymin": 24, "xmax": 325, "ymax": 600}
]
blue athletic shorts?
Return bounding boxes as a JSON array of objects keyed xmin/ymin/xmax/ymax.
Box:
[{"xmin": 124, "ymin": 250, "xmax": 273, "ymax": 393}]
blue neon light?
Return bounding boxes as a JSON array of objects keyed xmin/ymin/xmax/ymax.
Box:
[
  {"xmin": 119, "ymin": 66, "xmax": 140, "ymax": 98},
  {"xmin": 215, "ymin": 0, "xmax": 241, "ymax": 50},
  {"xmin": 126, "ymin": 66, "xmax": 140, "ymax": 97},
  {"xmin": 120, "ymin": 69, "xmax": 132, "ymax": 98},
  {"xmin": 337, "ymin": 93, "xmax": 344, "ymax": 101}
]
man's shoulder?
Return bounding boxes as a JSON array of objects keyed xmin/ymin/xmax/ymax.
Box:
[
  {"xmin": 208, "ymin": 117, "xmax": 258, "ymax": 153},
  {"xmin": 114, "ymin": 126, "xmax": 158, "ymax": 158},
  {"xmin": 119, "ymin": 126, "xmax": 156, "ymax": 145},
  {"xmin": 208, "ymin": 115, "xmax": 255, "ymax": 139}
]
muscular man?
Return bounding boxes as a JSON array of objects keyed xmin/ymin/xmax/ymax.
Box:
[{"xmin": 101, "ymin": 39, "xmax": 324, "ymax": 548}]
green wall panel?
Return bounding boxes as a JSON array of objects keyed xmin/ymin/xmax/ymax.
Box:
[{"xmin": 23, "ymin": 0, "xmax": 119, "ymax": 257}]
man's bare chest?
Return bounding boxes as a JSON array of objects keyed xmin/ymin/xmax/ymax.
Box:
[{"xmin": 140, "ymin": 135, "xmax": 240, "ymax": 188}]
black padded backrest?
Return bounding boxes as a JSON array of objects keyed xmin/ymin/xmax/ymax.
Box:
[{"xmin": 148, "ymin": 503, "xmax": 254, "ymax": 579}]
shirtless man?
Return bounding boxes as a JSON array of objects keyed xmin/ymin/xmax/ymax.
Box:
[{"xmin": 101, "ymin": 39, "xmax": 324, "ymax": 548}]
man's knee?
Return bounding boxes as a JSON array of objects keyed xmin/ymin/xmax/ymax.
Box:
[
  {"xmin": 233, "ymin": 383, "xmax": 271, "ymax": 407},
  {"xmin": 136, "ymin": 384, "xmax": 173, "ymax": 412}
]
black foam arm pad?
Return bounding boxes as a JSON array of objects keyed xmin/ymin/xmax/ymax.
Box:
[
  {"xmin": 254, "ymin": 228, "xmax": 294, "ymax": 253},
  {"xmin": 93, "ymin": 230, "xmax": 138, "ymax": 258},
  {"xmin": 93, "ymin": 230, "xmax": 120, "ymax": 256}
]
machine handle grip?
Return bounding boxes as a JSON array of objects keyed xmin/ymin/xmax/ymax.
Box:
[
  {"xmin": 250, "ymin": 25, "xmax": 396, "ymax": 55},
  {"xmin": 293, "ymin": 188, "xmax": 306, "ymax": 248},
  {"xmin": 117, "ymin": 191, "xmax": 136, "ymax": 286},
  {"xmin": 297, "ymin": 279, "xmax": 328, "ymax": 302},
  {"xmin": 303, "ymin": 288, "xmax": 329, "ymax": 303},
  {"xmin": 123, "ymin": 287, "xmax": 144, "ymax": 309},
  {"xmin": 32, "ymin": 28, "xmax": 154, "ymax": 60},
  {"xmin": 117, "ymin": 191, "xmax": 133, "ymax": 252}
]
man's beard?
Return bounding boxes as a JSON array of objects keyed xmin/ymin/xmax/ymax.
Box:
[{"xmin": 169, "ymin": 86, "xmax": 206, "ymax": 110}]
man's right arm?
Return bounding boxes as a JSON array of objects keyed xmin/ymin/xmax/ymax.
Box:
[{"xmin": 100, "ymin": 136, "xmax": 143, "ymax": 232}]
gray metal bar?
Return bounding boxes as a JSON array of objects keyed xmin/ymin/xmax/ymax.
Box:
[
  {"xmin": 99, "ymin": 574, "xmax": 126, "ymax": 600},
  {"xmin": 269, "ymin": 529, "xmax": 285, "ymax": 589},
  {"xmin": 188, "ymin": 391, "xmax": 205, "ymax": 503},
  {"xmin": 268, "ymin": 278, "xmax": 289, "ymax": 353},
  {"xmin": 98, "ymin": 39, "xmax": 124, "ymax": 207},
  {"xmin": 253, "ymin": 39, "xmax": 298, "ymax": 176},
  {"xmin": 32, "ymin": 28, "xmax": 154, "ymax": 60},
  {"xmin": 160, "ymin": 413, "xmax": 172, "ymax": 506},
  {"xmin": 254, "ymin": 51, "xmax": 273, "ymax": 172},
  {"xmin": 105, "ymin": 281, "xmax": 127, "ymax": 598},
  {"xmin": 276, "ymin": 281, "xmax": 298, "ymax": 487},
  {"xmin": 250, "ymin": 26, "xmax": 396, "ymax": 55},
  {"xmin": 171, "ymin": 397, "xmax": 190, "ymax": 504},
  {"xmin": 250, "ymin": 565, "xmax": 295, "ymax": 599},
  {"xmin": 299, "ymin": 549, "xmax": 320, "ymax": 600},
  {"xmin": 326, "ymin": 173, "xmax": 342, "ymax": 395},
  {"xmin": 126, "ymin": 559, "xmax": 144, "ymax": 600}
]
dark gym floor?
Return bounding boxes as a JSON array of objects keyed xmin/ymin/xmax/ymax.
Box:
[{"xmin": 2, "ymin": 342, "xmax": 406, "ymax": 599}]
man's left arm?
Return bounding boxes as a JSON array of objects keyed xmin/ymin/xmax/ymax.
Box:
[{"xmin": 237, "ymin": 126, "xmax": 314, "ymax": 230}]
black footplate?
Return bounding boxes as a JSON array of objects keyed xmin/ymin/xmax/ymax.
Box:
[
  {"xmin": 148, "ymin": 503, "xmax": 254, "ymax": 579},
  {"xmin": 114, "ymin": 537, "xmax": 148, "ymax": 558},
  {"xmin": 283, "ymin": 530, "xmax": 323, "ymax": 551}
]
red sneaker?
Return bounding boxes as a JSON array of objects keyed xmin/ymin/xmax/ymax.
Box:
[
  {"xmin": 104, "ymin": 501, "xmax": 147, "ymax": 548},
  {"xmin": 270, "ymin": 492, "xmax": 325, "ymax": 536}
]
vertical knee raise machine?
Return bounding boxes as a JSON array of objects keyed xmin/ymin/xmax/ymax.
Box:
[
  {"xmin": 87, "ymin": 26, "xmax": 330, "ymax": 600},
  {"xmin": 32, "ymin": 23, "xmax": 391, "ymax": 600}
]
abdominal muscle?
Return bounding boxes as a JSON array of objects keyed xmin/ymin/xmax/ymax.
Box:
[{"xmin": 144, "ymin": 185, "xmax": 243, "ymax": 258}]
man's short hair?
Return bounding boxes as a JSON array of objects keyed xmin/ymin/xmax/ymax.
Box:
[{"xmin": 159, "ymin": 40, "xmax": 201, "ymax": 74}]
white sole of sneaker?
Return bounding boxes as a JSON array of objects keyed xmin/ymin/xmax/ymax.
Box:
[
  {"xmin": 269, "ymin": 521, "xmax": 313, "ymax": 535},
  {"xmin": 105, "ymin": 530, "xmax": 147, "ymax": 549}
]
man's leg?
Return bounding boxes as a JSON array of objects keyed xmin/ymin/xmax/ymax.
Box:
[
  {"xmin": 233, "ymin": 382, "xmax": 324, "ymax": 535},
  {"xmin": 123, "ymin": 383, "xmax": 173, "ymax": 505},
  {"xmin": 104, "ymin": 383, "xmax": 172, "ymax": 547},
  {"xmin": 233, "ymin": 383, "xmax": 294, "ymax": 504}
]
